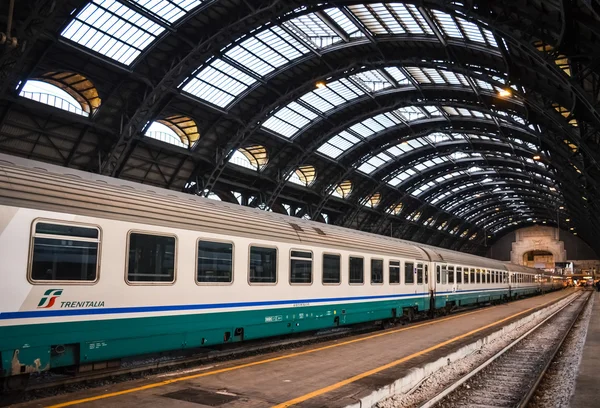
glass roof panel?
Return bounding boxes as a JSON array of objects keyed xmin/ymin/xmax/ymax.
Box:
[
  {"xmin": 262, "ymin": 101, "xmax": 318, "ymax": 137},
  {"xmin": 387, "ymin": 4, "xmax": 425, "ymax": 34},
  {"xmin": 225, "ymin": 26, "xmax": 309, "ymax": 77},
  {"xmin": 384, "ymin": 67, "xmax": 411, "ymax": 85},
  {"xmin": 318, "ymin": 131, "xmax": 361, "ymax": 158},
  {"xmin": 456, "ymin": 17, "xmax": 486, "ymax": 44},
  {"xmin": 432, "ymin": 10, "xmax": 462, "ymax": 39},
  {"xmin": 351, "ymin": 70, "xmax": 392, "ymax": 92},
  {"xmin": 61, "ymin": 0, "xmax": 165, "ymax": 66},
  {"xmin": 182, "ymin": 58, "xmax": 255, "ymax": 107},
  {"xmin": 348, "ymin": 5, "xmax": 395, "ymax": 35},
  {"xmin": 406, "ymin": 67, "xmax": 431, "ymax": 84},
  {"xmin": 284, "ymin": 13, "xmax": 343, "ymax": 49},
  {"xmin": 132, "ymin": 0, "xmax": 202, "ymax": 23},
  {"xmin": 324, "ymin": 8, "xmax": 363, "ymax": 37}
]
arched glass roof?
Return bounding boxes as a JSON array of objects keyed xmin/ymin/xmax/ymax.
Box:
[{"xmin": 179, "ymin": 5, "xmax": 500, "ymax": 108}]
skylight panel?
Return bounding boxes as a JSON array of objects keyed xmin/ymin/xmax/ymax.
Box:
[
  {"xmin": 396, "ymin": 106, "xmax": 425, "ymax": 121},
  {"xmin": 359, "ymin": 154, "xmax": 387, "ymax": 174},
  {"xmin": 350, "ymin": 122, "xmax": 377, "ymax": 137},
  {"xmin": 483, "ymin": 30, "xmax": 498, "ymax": 48},
  {"xmin": 432, "ymin": 10, "xmax": 462, "ymax": 39},
  {"xmin": 373, "ymin": 112, "xmax": 402, "ymax": 128},
  {"xmin": 366, "ymin": 4, "xmax": 406, "ymax": 34},
  {"xmin": 384, "ymin": 67, "xmax": 411, "ymax": 85},
  {"xmin": 475, "ymin": 79, "xmax": 493, "ymax": 91},
  {"xmin": 423, "ymin": 105, "xmax": 442, "ymax": 116},
  {"xmin": 351, "ymin": 70, "xmax": 392, "ymax": 92},
  {"xmin": 427, "ymin": 133, "xmax": 451, "ymax": 143},
  {"xmin": 440, "ymin": 70, "xmax": 462, "ymax": 85},
  {"xmin": 406, "ymin": 67, "xmax": 430, "ymax": 84},
  {"xmin": 357, "ymin": 162, "xmax": 377, "ymax": 174},
  {"xmin": 225, "ymin": 27, "xmax": 308, "ymax": 77},
  {"xmin": 61, "ymin": 0, "xmax": 165, "ymax": 66},
  {"xmin": 182, "ymin": 59, "xmax": 255, "ymax": 107},
  {"xmin": 262, "ymin": 101, "xmax": 318, "ymax": 138},
  {"xmin": 133, "ymin": 0, "xmax": 201, "ymax": 24},
  {"xmin": 457, "ymin": 108, "xmax": 472, "ymax": 116},
  {"xmin": 318, "ymin": 131, "xmax": 361, "ymax": 158},
  {"xmin": 443, "ymin": 106, "xmax": 460, "ymax": 116},
  {"xmin": 456, "ymin": 18, "xmax": 486, "ymax": 44},
  {"xmin": 328, "ymin": 78, "xmax": 365, "ymax": 100},
  {"xmin": 386, "ymin": 145, "xmax": 403, "ymax": 156},
  {"xmin": 324, "ymin": 8, "xmax": 362, "ymax": 37},
  {"xmin": 348, "ymin": 5, "xmax": 394, "ymax": 35},
  {"xmin": 387, "ymin": 4, "xmax": 424, "ymax": 34},
  {"xmin": 300, "ymin": 90, "xmax": 336, "ymax": 113},
  {"xmin": 284, "ymin": 13, "xmax": 343, "ymax": 49},
  {"xmin": 423, "ymin": 68, "xmax": 445, "ymax": 83}
]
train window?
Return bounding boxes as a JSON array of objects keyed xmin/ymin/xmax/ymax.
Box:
[
  {"xmin": 371, "ymin": 259, "xmax": 384, "ymax": 284},
  {"xmin": 127, "ymin": 232, "xmax": 176, "ymax": 283},
  {"xmin": 487, "ymin": 270, "xmax": 491, "ymax": 284},
  {"xmin": 475, "ymin": 269, "xmax": 480, "ymax": 284},
  {"xmin": 424, "ymin": 264, "xmax": 428, "ymax": 284},
  {"xmin": 470, "ymin": 268, "xmax": 475, "ymax": 284},
  {"xmin": 290, "ymin": 250, "xmax": 312, "ymax": 284},
  {"xmin": 323, "ymin": 254, "xmax": 341, "ymax": 284},
  {"xmin": 456, "ymin": 267, "xmax": 462, "ymax": 284},
  {"xmin": 448, "ymin": 266, "xmax": 455, "ymax": 284},
  {"xmin": 417, "ymin": 264, "xmax": 424, "ymax": 284},
  {"xmin": 349, "ymin": 257, "xmax": 364, "ymax": 284},
  {"xmin": 405, "ymin": 262, "xmax": 414, "ymax": 284},
  {"xmin": 441, "ymin": 265, "xmax": 448, "ymax": 284},
  {"xmin": 30, "ymin": 221, "xmax": 100, "ymax": 282},
  {"xmin": 249, "ymin": 246, "xmax": 277, "ymax": 284},
  {"xmin": 436, "ymin": 265, "xmax": 440, "ymax": 284},
  {"xmin": 389, "ymin": 261, "xmax": 401, "ymax": 284},
  {"xmin": 197, "ymin": 240, "xmax": 233, "ymax": 284}
]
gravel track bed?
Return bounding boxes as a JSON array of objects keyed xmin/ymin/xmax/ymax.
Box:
[
  {"xmin": 434, "ymin": 293, "xmax": 589, "ymax": 408},
  {"xmin": 527, "ymin": 292, "xmax": 594, "ymax": 408},
  {"xmin": 377, "ymin": 291, "xmax": 584, "ymax": 408}
]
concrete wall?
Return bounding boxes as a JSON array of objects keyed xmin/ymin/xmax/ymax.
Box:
[{"xmin": 487, "ymin": 227, "xmax": 598, "ymax": 261}]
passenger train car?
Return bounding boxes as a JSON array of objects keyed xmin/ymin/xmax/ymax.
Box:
[{"xmin": 0, "ymin": 154, "xmax": 564, "ymax": 388}]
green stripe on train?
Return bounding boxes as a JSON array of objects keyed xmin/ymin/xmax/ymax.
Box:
[{"xmin": 1, "ymin": 289, "xmax": 541, "ymax": 377}]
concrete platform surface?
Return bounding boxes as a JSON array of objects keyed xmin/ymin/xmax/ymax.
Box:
[
  {"xmin": 570, "ymin": 290, "xmax": 600, "ymax": 408},
  {"xmin": 13, "ymin": 289, "xmax": 577, "ymax": 408}
]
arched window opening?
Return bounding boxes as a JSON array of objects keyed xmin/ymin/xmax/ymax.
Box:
[
  {"xmin": 229, "ymin": 145, "xmax": 268, "ymax": 170},
  {"xmin": 469, "ymin": 232, "xmax": 478, "ymax": 241},
  {"xmin": 424, "ymin": 217, "xmax": 434, "ymax": 226},
  {"xmin": 302, "ymin": 213, "xmax": 311, "ymax": 220},
  {"xmin": 145, "ymin": 122, "xmax": 188, "ymax": 148},
  {"xmin": 289, "ymin": 165, "xmax": 316, "ymax": 187},
  {"xmin": 364, "ymin": 192, "xmax": 381, "ymax": 208},
  {"xmin": 202, "ymin": 190, "xmax": 221, "ymax": 201},
  {"xmin": 321, "ymin": 213, "xmax": 329, "ymax": 224},
  {"xmin": 387, "ymin": 203, "xmax": 403, "ymax": 215},
  {"xmin": 407, "ymin": 211, "xmax": 421, "ymax": 221},
  {"xmin": 460, "ymin": 230, "xmax": 469, "ymax": 238},
  {"xmin": 332, "ymin": 180, "xmax": 352, "ymax": 198},
  {"xmin": 19, "ymin": 73, "xmax": 101, "ymax": 116},
  {"xmin": 438, "ymin": 221, "xmax": 448, "ymax": 230},
  {"xmin": 148, "ymin": 115, "xmax": 200, "ymax": 148}
]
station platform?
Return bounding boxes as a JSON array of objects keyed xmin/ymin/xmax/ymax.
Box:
[
  {"xmin": 570, "ymin": 290, "xmax": 600, "ymax": 408},
  {"xmin": 15, "ymin": 289, "xmax": 577, "ymax": 408}
]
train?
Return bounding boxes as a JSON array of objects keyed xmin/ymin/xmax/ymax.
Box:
[{"xmin": 0, "ymin": 153, "xmax": 565, "ymax": 389}]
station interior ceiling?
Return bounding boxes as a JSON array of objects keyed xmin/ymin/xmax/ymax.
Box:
[{"xmin": 0, "ymin": 0, "xmax": 599, "ymax": 257}]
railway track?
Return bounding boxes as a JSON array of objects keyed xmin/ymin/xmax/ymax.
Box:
[{"xmin": 419, "ymin": 290, "xmax": 591, "ymax": 408}]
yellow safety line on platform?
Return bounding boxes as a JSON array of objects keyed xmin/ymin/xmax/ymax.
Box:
[
  {"xmin": 44, "ymin": 291, "xmax": 573, "ymax": 408},
  {"xmin": 271, "ymin": 292, "xmax": 575, "ymax": 408}
]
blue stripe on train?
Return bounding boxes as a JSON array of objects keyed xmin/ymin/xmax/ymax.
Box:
[{"xmin": 0, "ymin": 286, "xmax": 531, "ymax": 320}]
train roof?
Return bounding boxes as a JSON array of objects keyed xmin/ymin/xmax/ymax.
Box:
[{"xmin": 0, "ymin": 153, "xmax": 541, "ymax": 272}]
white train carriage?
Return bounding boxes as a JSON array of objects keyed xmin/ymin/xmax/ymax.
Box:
[{"xmin": 0, "ymin": 154, "xmax": 562, "ymax": 387}]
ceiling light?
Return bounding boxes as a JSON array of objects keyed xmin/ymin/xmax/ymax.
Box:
[
  {"xmin": 570, "ymin": 227, "xmax": 574, "ymax": 230},
  {"xmin": 566, "ymin": 218, "xmax": 570, "ymax": 222},
  {"xmin": 543, "ymin": 221, "xmax": 547, "ymax": 224},
  {"xmin": 533, "ymin": 154, "xmax": 541, "ymax": 161},
  {"xmin": 498, "ymin": 88, "xmax": 512, "ymax": 97},
  {"xmin": 549, "ymin": 187, "xmax": 556, "ymax": 191},
  {"xmin": 574, "ymin": 232, "xmax": 578, "ymax": 235},
  {"xmin": 315, "ymin": 81, "xmax": 327, "ymax": 89},
  {"xmin": 559, "ymin": 206, "xmax": 564, "ymax": 210},
  {"xmin": 495, "ymin": 207, "xmax": 500, "ymax": 211}
]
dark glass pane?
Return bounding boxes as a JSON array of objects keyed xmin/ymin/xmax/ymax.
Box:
[
  {"xmin": 291, "ymin": 251, "xmax": 312, "ymax": 258},
  {"xmin": 128, "ymin": 233, "xmax": 175, "ymax": 282},
  {"xmin": 291, "ymin": 258, "xmax": 312, "ymax": 284},
  {"xmin": 323, "ymin": 254, "xmax": 341, "ymax": 284},
  {"xmin": 405, "ymin": 262, "xmax": 414, "ymax": 284},
  {"xmin": 349, "ymin": 257, "xmax": 363, "ymax": 284},
  {"xmin": 416, "ymin": 265, "xmax": 423, "ymax": 284},
  {"xmin": 456, "ymin": 267, "xmax": 462, "ymax": 283},
  {"xmin": 36, "ymin": 223, "xmax": 98, "ymax": 239},
  {"xmin": 31, "ymin": 238, "xmax": 97, "ymax": 281},
  {"xmin": 249, "ymin": 246, "xmax": 277, "ymax": 283},
  {"xmin": 197, "ymin": 241, "xmax": 232, "ymax": 283},
  {"xmin": 389, "ymin": 263, "xmax": 400, "ymax": 284},
  {"xmin": 448, "ymin": 267, "xmax": 454, "ymax": 284},
  {"xmin": 371, "ymin": 259, "xmax": 383, "ymax": 284}
]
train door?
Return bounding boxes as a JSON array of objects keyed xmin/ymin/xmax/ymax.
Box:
[
  {"xmin": 427, "ymin": 262, "xmax": 436, "ymax": 313},
  {"xmin": 416, "ymin": 262, "xmax": 428, "ymax": 308},
  {"xmin": 435, "ymin": 263, "xmax": 452, "ymax": 308}
]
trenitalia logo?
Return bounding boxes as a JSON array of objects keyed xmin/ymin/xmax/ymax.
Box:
[{"xmin": 37, "ymin": 289, "xmax": 63, "ymax": 308}]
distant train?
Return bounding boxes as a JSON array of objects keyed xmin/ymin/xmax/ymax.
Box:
[{"xmin": 0, "ymin": 154, "xmax": 565, "ymax": 389}]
